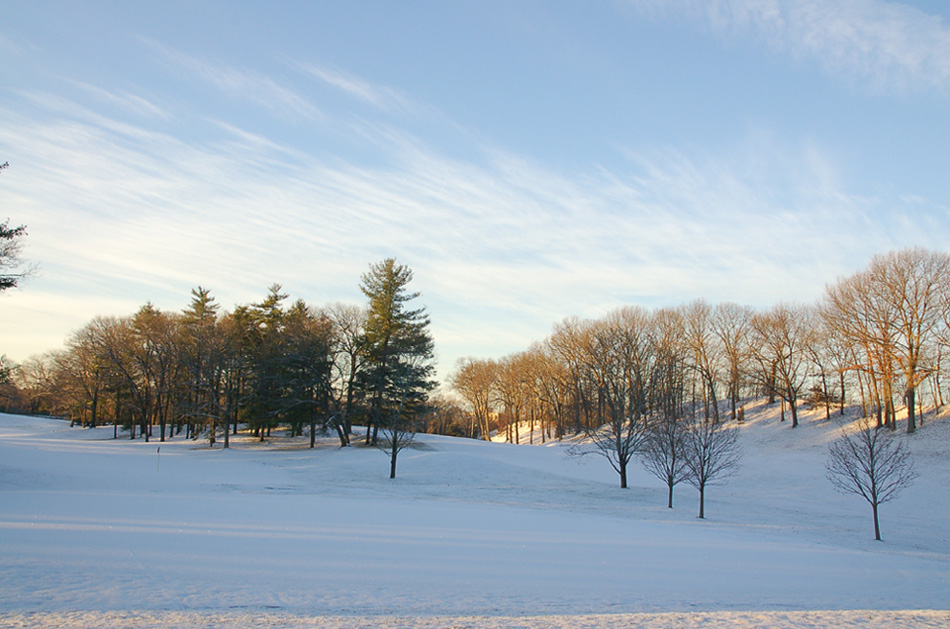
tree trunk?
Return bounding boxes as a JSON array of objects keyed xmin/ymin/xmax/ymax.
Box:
[
  {"xmin": 839, "ymin": 372, "xmax": 846, "ymax": 416},
  {"xmin": 390, "ymin": 436, "xmax": 398, "ymax": 479},
  {"xmin": 335, "ymin": 422, "xmax": 349, "ymax": 447},
  {"xmin": 698, "ymin": 485, "xmax": 705, "ymax": 519},
  {"xmin": 90, "ymin": 391, "xmax": 99, "ymax": 428},
  {"xmin": 872, "ymin": 501, "xmax": 882, "ymax": 541},
  {"xmin": 906, "ymin": 387, "xmax": 917, "ymax": 433}
]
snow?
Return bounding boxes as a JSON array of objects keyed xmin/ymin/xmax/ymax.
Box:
[{"xmin": 1, "ymin": 404, "xmax": 948, "ymax": 628}]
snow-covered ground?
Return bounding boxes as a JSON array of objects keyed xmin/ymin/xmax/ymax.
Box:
[{"xmin": 1, "ymin": 403, "xmax": 948, "ymax": 628}]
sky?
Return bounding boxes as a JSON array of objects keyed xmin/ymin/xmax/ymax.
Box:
[{"xmin": 1, "ymin": 0, "xmax": 949, "ymax": 383}]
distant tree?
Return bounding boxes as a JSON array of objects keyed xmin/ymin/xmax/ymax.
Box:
[
  {"xmin": 868, "ymin": 249, "xmax": 950, "ymax": 433},
  {"xmin": 0, "ymin": 355, "xmax": 22, "ymax": 412},
  {"xmin": 180, "ymin": 287, "xmax": 222, "ymax": 444},
  {"xmin": 495, "ymin": 351, "xmax": 534, "ymax": 444},
  {"xmin": 712, "ymin": 302, "xmax": 753, "ymax": 420},
  {"xmin": 14, "ymin": 353, "xmax": 60, "ymax": 415},
  {"xmin": 826, "ymin": 418, "xmax": 918, "ymax": 541},
  {"xmin": 325, "ymin": 303, "xmax": 369, "ymax": 445},
  {"xmin": 53, "ymin": 323, "xmax": 111, "ymax": 427},
  {"xmin": 749, "ymin": 304, "xmax": 815, "ymax": 427},
  {"xmin": 359, "ymin": 259, "xmax": 436, "ymax": 478},
  {"xmin": 450, "ymin": 357, "xmax": 498, "ymax": 440},
  {"xmin": 575, "ymin": 307, "xmax": 654, "ymax": 489},
  {"xmin": 682, "ymin": 413, "xmax": 741, "ymax": 519},
  {"xmin": 423, "ymin": 393, "xmax": 468, "ymax": 436},
  {"xmin": 244, "ymin": 285, "xmax": 290, "ymax": 440},
  {"xmin": 547, "ymin": 316, "xmax": 597, "ymax": 435},
  {"xmin": 639, "ymin": 346, "xmax": 690, "ymax": 508},
  {"xmin": 280, "ymin": 299, "xmax": 334, "ymax": 447},
  {"xmin": 93, "ymin": 314, "xmax": 151, "ymax": 440},
  {"xmin": 681, "ymin": 299, "xmax": 724, "ymax": 423}
]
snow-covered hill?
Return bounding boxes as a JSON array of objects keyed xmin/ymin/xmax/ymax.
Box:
[{"xmin": 1, "ymin": 404, "xmax": 948, "ymax": 628}]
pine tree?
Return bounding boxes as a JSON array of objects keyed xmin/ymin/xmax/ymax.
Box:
[{"xmin": 359, "ymin": 259, "xmax": 435, "ymax": 478}]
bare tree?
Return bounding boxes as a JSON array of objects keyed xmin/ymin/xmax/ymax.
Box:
[
  {"xmin": 682, "ymin": 413, "xmax": 741, "ymax": 519},
  {"xmin": 325, "ymin": 303, "xmax": 368, "ymax": 445},
  {"xmin": 53, "ymin": 324, "xmax": 110, "ymax": 427},
  {"xmin": 575, "ymin": 307, "xmax": 654, "ymax": 489},
  {"xmin": 548, "ymin": 316, "xmax": 598, "ymax": 435},
  {"xmin": 826, "ymin": 417, "xmax": 918, "ymax": 541},
  {"xmin": 495, "ymin": 351, "xmax": 535, "ymax": 444},
  {"xmin": 869, "ymin": 248, "xmax": 950, "ymax": 433},
  {"xmin": 450, "ymin": 357, "xmax": 498, "ymax": 440},
  {"xmin": 681, "ymin": 299, "xmax": 724, "ymax": 423},
  {"xmin": 712, "ymin": 302, "xmax": 753, "ymax": 420},
  {"xmin": 749, "ymin": 304, "xmax": 815, "ymax": 427},
  {"xmin": 639, "ymin": 347, "xmax": 690, "ymax": 508}
]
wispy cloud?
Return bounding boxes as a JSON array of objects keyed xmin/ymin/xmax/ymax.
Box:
[
  {"xmin": 633, "ymin": 0, "xmax": 950, "ymax": 93},
  {"xmin": 66, "ymin": 81, "xmax": 171, "ymax": 120},
  {"xmin": 139, "ymin": 38, "xmax": 322, "ymax": 120},
  {"xmin": 1, "ymin": 83, "xmax": 945, "ymax": 375},
  {"xmin": 296, "ymin": 62, "xmax": 415, "ymax": 113}
]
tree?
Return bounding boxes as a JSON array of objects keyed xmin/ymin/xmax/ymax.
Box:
[
  {"xmin": 0, "ymin": 163, "xmax": 35, "ymax": 291},
  {"xmin": 280, "ymin": 300, "xmax": 334, "ymax": 447},
  {"xmin": 93, "ymin": 314, "xmax": 152, "ymax": 440},
  {"xmin": 712, "ymin": 302, "xmax": 753, "ymax": 420},
  {"xmin": 826, "ymin": 418, "xmax": 918, "ymax": 541},
  {"xmin": 326, "ymin": 303, "xmax": 369, "ymax": 445},
  {"xmin": 749, "ymin": 304, "xmax": 815, "ymax": 427},
  {"xmin": 450, "ymin": 357, "xmax": 498, "ymax": 440},
  {"xmin": 682, "ymin": 413, "xmax": 741, "ymax": 519},
  {"xmin": 359, "ymin": 259, "xmax": 436, "ymax": 478},
  {"xmin": 495, "ymin": 352, "xmax": 534, "ymax": 444},
  {"xmin": 824, "ymin": 270, "xmax": 898, "ymax": 427},
  {"xmin": 180, "ymin": 287, "xmax": 222, "ymax": 444},
  {"xmin": 869, "ymin": 249, "xmax": 950, "ymax": 433},
  {"xmin": 681, "ymin": 299, "xmax": 724, "ymax": 423},
  {"xmin": 575, "ymin": 307, "xmax": 654, "ymax": 489},
  {"xmin": 243, "ymin": 285, "xmax": 290, "ymax": 441},
  {"xmin": 639, "ymin": 345, "xmax": 690, "ymax": 508},
  {"xmin": 53, "ymin": 323, "xmax": 111, "ymax": 427}
]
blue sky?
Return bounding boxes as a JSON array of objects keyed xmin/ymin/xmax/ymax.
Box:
[{"xmin": 1, "ymin": 0, "xmax": 948, "ymax": 383}]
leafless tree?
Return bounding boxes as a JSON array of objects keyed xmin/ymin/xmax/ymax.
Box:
[
  {"xmin": 749, "ymin": 304, "xmax": 815, "ymax": 427},
  {"xmin": 548, "ymin": 316, "xmax": 598, "ymax": 435},
  {"xmin": 826, "ymin": 417, "xmax": 918, "ymax": 540},
  {"xmin": 325, "ymin": 303, "xmax": 368, "ymax": 444},
  {"xmin": 450, "ymin": 357, "xmax": 498, "ymax": 440},
  {"xmin": 681, "ymin": 299, "xmax": 724, "ymax": 423},
  {"xmin": 52, "ymin": 324, "xmax": 110, "ymax": 427},
  {"xmin": 712, "ymin": 302, "xmax": 753, "ymax": 421},
  {"xmin": 574, "ymin": 307, "xmax": 654, "ymax": 489},
  {"xmin": 682, "ymin": 413, "xmax": 741, "ymax": 519},
  {"xmin": 869, "ymin": 248, "xmax": 950, "ymax": 433},
  {"xmin": 639, "ymin": 346, "xmax": 690, "ymax": 508}
]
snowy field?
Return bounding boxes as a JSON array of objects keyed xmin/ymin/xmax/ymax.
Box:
[{"xmin": 1, "ymin": 404, "xmax": 948, "ymax": 628}]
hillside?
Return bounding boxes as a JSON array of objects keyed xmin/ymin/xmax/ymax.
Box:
[{"xmin": 0, "ymin": 403, "xmax": 948, "ymax": 628}]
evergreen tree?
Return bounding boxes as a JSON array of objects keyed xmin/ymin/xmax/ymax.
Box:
[
  {"xmin": 1, "ymin": 162, "xmax": 35, "ymax": 291},
  {"xmin": 359, "ymin": 258, "xmax": 436, "ymax": 477}
]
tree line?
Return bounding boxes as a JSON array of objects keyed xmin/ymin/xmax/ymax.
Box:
[
  {"xmin": 2, "ymin": 259, "xmax": 438, "ymax": 474},
  {"xmin": 451, "ymin": 247, "xmax": 950, "ymax": 441}
]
